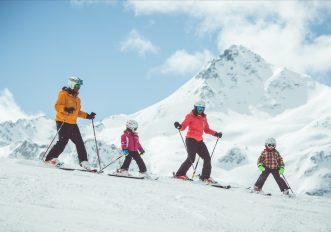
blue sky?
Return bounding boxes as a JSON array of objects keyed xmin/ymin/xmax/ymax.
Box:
[{"xmin": 1, "ymin": 1, "xmax": 330, "ymax": 121}]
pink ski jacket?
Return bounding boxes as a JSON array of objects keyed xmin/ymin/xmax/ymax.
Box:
[
  {"xmin": 180, "ymin": 112, "xmax": 216, "ymax": 141},
  {"xmin": 121, "ymin": 130, "xmax": 144, "ymax": 152}
]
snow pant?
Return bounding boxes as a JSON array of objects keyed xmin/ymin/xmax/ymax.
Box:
[
  {"xmin": 45, "ymin": 121, "xmax": 88, "ymax": 163},
  {"xmin": 176, "ymin": 138, "xmax": 211, "ymax": 179},
  {"xmin": 254, "ymin": 168, "xmax": 289, "ymax": 192},
  {"xmin": 120, "ymin": 151, "xmax": 147, "ymax": 173}
]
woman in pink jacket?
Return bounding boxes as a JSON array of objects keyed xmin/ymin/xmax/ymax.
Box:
[
  {"xmin": 117, "ymin": 119, "xmax": 147, "ymax": 176},
  {"xmin": 174, "ymin": 100, "xmax": 222, "ymax": 183}
]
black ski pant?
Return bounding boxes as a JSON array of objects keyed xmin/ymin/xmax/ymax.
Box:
[
  {"xmin": 254, "ymin": 168, "xmax": 289, "ymax": 192},
  {"xmin": 121, "ymin": 151, "xmax": 147, "ymax": 173},
  {"xmin": 45, "ymin": 121, "xmax": 88, "ymax": 163},
  {"xmin": 176, "ymin": 138, "xmax": 211, "ymax": 179}
]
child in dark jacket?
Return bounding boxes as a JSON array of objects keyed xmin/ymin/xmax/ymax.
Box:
[
  {"xmin": 116, "ymin": 119, "xmax": 147, "ymax": 176},
  {"xmin": 254, "ymin": 137, "xmax": 290, "ymax": 195}
]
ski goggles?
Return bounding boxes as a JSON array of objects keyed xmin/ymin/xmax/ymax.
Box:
[
  {"xmin": 196, "ymin": 106, "xmax": 205, "ymax": 111},
  {"xmin": 74, "ymin": 80, "xmax": 83, "ymax": 89},
  {"xmin": 267, "ymin": 144, "xmax": 276, "ymax": 148}
]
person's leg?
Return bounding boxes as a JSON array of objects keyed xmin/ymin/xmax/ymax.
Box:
[
  {"xmin": 254, "ymin": 168, "xmax": 271, "ymax": 190},
  {"xmin": 45, "ymin": 122, "xmax": 70, "ymax": 161},
  {"xmin": 120, "ymin": 155, "xmax": 132, "ymax": 170},
  {"xmin": 197, "ymin": 141, "xmax": 211, "ymax": 179},
  {"xmin": 176, "ymin": 138, "xmax": 199, "ymax": 176},
  {"xmin": 69, "ymin": 124, "xmax": 88, "ymax": 163},
  {"xmin": 271, "ymin": 169, "xmax": 289, "ymax": 192},
  {"xmin": 130, "ymin": 151, "xmax": 147, "ymax": 173}
]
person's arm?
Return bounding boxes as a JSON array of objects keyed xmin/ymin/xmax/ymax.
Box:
[
  {"xmin": 277, "ymin": 151, "xmax": 285, "ymax": 167},
  {"xmin": 77, "ymin": 99, "xmax": 88, "ymax": 118},
  {"xmin": 180, "ymin": 114, "xmax": 191, "ymax": 131},
  {"xmin": 137, "ymin": 140, "xmax": 144, "ymax": 154},
  {"xmin": 121, "ymin": 134, "xmax": 128, "ymax": 150},
  {"xmin": 257, "ymin": 151, "xmax": 265, "ymax": 165},
  {"xmin": 204, "ymin": 117, "xmax": 217, "ymax": 136},
  {"xmin": 54, "ymin": 91, "xmax": 67, "ymax": 113},
  {"xmin": 257, "ymin": 151, "xmax": 266, "ymax": 171}
]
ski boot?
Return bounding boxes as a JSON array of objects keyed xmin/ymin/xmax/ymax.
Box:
[
  {"xmin": 115, "ymin": 168, "xmax": 130, "ymax": 176},
  {"xmin": 175, "ymin": 175, "xmax": 191, "ymax": 181},
  {"xmin": 44, "ymin": 158, "xmax": 63, "ymax": 167},
  {"xmin": 201, "ymin": 177, "xmax": 218, "ymax": 184}
]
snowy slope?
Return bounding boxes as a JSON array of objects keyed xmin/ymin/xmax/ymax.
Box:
[
  {"xmin": 0, "ymin": 45, "xmax": 331, "ymax": 197},
  {"xmin": 0, "ymin": 158, "xmax": 330, "ymax": 232}
]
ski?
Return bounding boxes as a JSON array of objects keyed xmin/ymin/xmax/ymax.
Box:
[
  {"xmin": 107, "ymin": 174, "xmax": 144, "ymax": 179},
  {"xmin": 57, "ymin": 167, "xmax": 98, "ymax": 173},
  {"xmin": 172, "ymin": 172, "xmax": 231, "ymax": 189},
  {"xmin": 210, "ymin": 184, "xmax": 231, "ymax": 189},
  {"xmin": 247, "ymin": 187, "xmax": 272, "ymax": 196}
]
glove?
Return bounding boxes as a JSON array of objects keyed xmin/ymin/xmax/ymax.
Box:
[
  {"xmin": 86, "ymin": 112, "xmax": 96, "ymax": 120},
  {"xmin": 122, "ymin": 149, "xmax": 129, "ymax": 156},
  {"xmin": 64, "ymin": 107, "xmax": 75, "ymax": 114},
  {"xmin": 140, "ymin": 150, "xmax": 145, "ymax": 156},
  {"xmin": 279, "ymin": 166, "xmax": 284, "ymax": 175},
  {"xmin": 214, "ymin": 132, "xmax": 223, "ymax": 138},
  {"xmin": 258, "ymin": 163, "xmax": 265, "ymax": 172},
  {"xmin": 174, "ymin": 122, "xmax": 182, "ymax": 129}
]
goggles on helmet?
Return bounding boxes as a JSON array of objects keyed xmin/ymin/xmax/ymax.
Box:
[
  {"xmin": 267, "ymin": 144, "xmax": 275, "ymax": 148},
  {"xmin": 74, "ymin": 80, "xmax": 83, "ymax": 89},
  {"xmin": 196, "ymin": 106, "xmax": 205, "ymax": 111}
]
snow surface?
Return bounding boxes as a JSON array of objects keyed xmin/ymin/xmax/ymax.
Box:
[{"xmin": 0, "ymin": 158, "xmax": 330, "ymax": 232}]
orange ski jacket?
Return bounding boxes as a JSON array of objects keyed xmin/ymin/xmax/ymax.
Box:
[
  {"xmin": 54, "ymin": 87, "xmax": 87, "ymax": 124},
  {"xmin": 180, "ymin": 112, "xmax": 216, "ymax": 141}
]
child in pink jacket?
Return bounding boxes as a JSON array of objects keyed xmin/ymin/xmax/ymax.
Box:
[{"xmin": 117, "ymin": 119, "xmax": 147, "ymax": 176}]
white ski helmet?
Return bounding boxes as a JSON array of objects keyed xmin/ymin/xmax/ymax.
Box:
[
  {"xmin": 194, "ymin": 100, "xmax": 206, "ymax": 108},
  {"xmin": 265, "ymin": 137, "xmax": 276, "ymax": 146},
  {"xmin": 126, "ymin": 119, "xmax": 138, "ymax": 130},
  {"xmin": 68, "ymin": 76, "xmax": 83, "ymax": 89}
]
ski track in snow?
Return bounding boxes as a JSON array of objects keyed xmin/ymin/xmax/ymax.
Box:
[{"xmin": 0, "ymin": 158, "xmax": 330, "ymax": 232}]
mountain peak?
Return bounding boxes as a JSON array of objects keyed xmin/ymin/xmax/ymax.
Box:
[
  {"xmin": 195, "ymin": 44, "xmax": 270, "ymax": 82},
  {"xmin": 220, "ymin": 45, "xmax": 263, "ymax": 63}
]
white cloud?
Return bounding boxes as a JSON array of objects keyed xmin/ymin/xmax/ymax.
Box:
[
  {"xmin": 149, "ymin": 49, "xmax": 213, "ymax": 77},
  {"xmin": 126, "ymin": 1, "xmax": 331, "ymax": 76},
  {"xmin": 120, "ymin": 30, "xmax": 159, "ymax": 56}
]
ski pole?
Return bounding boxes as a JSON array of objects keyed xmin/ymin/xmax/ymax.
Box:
[
  {"xmin": 210, "ymin": 137, "xmax": 220, "ymax": 159},
  {"xmin": 92, "ymin": 119, "xmax": 102, "ymax": 171},
  {"xmin": 41, "ymin": 121, "xmax": 65, "ymax": 161},
  {"xmin": 177, "ymin": 129, "xmax": 195, "ymax": 171},
  {"xmin": 98, "ymin": 154, "xmax": 124, "ymax": 173},
  {"xmin": 192, "ymin": 157, "xmax": 200, "ymax": 179},
  {"xmin": 282, "ymin": 174, "xmax": 294, "ymax": 194}
]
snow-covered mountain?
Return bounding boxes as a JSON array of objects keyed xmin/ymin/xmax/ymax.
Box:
[{"xmin": 1, "ymin": 45, "xmax": 330, "ymax": 197}]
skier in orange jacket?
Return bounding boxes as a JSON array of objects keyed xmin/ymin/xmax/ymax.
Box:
[{"xmin": 45, "ymin": 76, "xmax": 96, "ymax": 170}]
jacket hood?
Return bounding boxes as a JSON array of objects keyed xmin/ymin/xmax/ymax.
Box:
[{"xmin": 62, "ymin": 86, "xmax": 78, "ymax": 97}]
